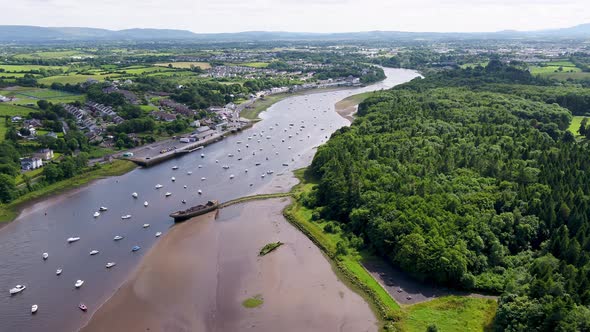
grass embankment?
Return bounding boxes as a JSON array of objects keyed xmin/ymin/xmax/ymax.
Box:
[
  {"xmin": 284, "ymin": 168, "xmax": 497, "ymax": 331},
  {"xmin": 259, "ymin": 241, "xmax": 283, "ymax": 256},
  {"xmin": 221, "ymin": 192, "xmax": 292, "ymax": 208},
  {"xmin": 242, "ymin": 294, "xmax": 264, "ymax": 308},
  {"xmin": 0, "ymin": 160, "xmax": 136, "ymax": 223},
  {"xmin": 568, "ymin": 115, "xmax": 588, "ymax": 137},
  {"xmin": 240, "ymin": 93, "xmax": 291, "ymax": 120}
]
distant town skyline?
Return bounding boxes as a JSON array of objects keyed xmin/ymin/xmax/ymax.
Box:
[{"xmin": 2, "ymin": 0, "xmax": 589, "ymax": 33}]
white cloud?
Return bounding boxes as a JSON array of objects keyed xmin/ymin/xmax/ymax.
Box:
[{"xmin": 1, "ymin": 0, "xmax": 589, "ymax": 33}]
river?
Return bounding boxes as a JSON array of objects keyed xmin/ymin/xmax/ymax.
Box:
[{"xmin": 0, "ymin": 68, "xmax": 420, "ymax": 332}]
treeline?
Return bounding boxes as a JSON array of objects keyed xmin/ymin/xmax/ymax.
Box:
[{"xmin": 307, "ymin": 63, "xmax": 590, "ymax": 330}]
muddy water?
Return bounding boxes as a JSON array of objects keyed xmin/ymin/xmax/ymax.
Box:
[{"xmin": 82, "ymin": 199, "xmax": 377, "ymax": 332}]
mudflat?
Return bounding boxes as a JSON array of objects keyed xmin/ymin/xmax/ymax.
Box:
[{"xmin": 81, "ymin": 198, "xmax": 377, "ymax": 332}]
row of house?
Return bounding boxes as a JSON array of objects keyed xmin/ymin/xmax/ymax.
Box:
[
  {"xmin": 159, "ymin": 99, "xmax": 195, "ymax": 117},
  {"xmin": 86, "ymin": 101, "xmax": 125, "ymax": 124}
]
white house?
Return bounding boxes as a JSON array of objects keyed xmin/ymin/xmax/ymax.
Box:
[{"xmin": 20, "ymin": 157, "xmax": 43, "ymax": 170}]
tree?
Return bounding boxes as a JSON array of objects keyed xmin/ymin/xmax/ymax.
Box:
[
  {"xmin": 37, "ymin": 100, "xmax": 49, "ymax": 110},
  {"xmin": 0, "ymin": 174, "xmax": 16, "ymax": 203}
]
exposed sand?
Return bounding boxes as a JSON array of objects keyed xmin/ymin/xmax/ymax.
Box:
[
  {"xmin": 82, "ymin": 198, "xmax": 377, "ymax": 332},
  {"xmin": 335, "ymin": 97, "xmax": 361, "ymax": 122}
]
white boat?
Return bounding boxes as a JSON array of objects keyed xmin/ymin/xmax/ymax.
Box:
[
  {"xmin": 245, "ymin": 169, "xmax": 248, "ymax": 173},
  {"xmin": 155, "ymin": 184, "xmax": 163, "ymax": 189},
  {"xmin": 267, "ymin": 170, "xmax": 274, "ymax": 174},
  {"xmin": 230, "ymin": 174, "xmax": 235, "ymax": 179},
  {"xmin": 198, "ymin": 164, "xmax": 202, "ymax": 168},
  {"xmin": 143, "ymin": 224, "xmax": 150, "ymax": 228},
  {"xmin": 165, "ymin": 192, "xmax": 172, "ymax": 197},
  {"xmin": 181, "ymin": 199, "xmax": 186, "ymax": 204},
  {"xmin": 93, "ymin": 212, "xmax": 100, "ymax": 218},
  {"xmin": 31, "ymin": 305, "xmax": 38, "ymax": 314},
  {"xmin": 201, "ymin": 177, "xmax": 206, "ymax": 181},
  {"xmin": 42, "ymin": 252, "xmax": 48, "ymax": 260},
  {"xmin": 67, "ymin": 237, "xmax": 80, "ymax": 243},
  {"xmin": 215, "ymin": 160, "xmax": 219, "ymax": 163},
  {"xmin": 75, "ymin": 280, "xmax": 84, "ymax": 288},
  {"xmin": 183, "ymin": 185, "xmax": 187, "ymax": 189},
  {"xmin": 200, "ymin": 153, "xmax": 205, "ymax": 158},
  {"xmin": 222, "ymin": 165, "xmax": 230, "ymax": 169},
  {"xmin": 155, "ymin": 232, "xmax": 162, "ymax": 237},
  {"xmin": 121, "ymin": 215, "xmax": 131, "ymax": 220},
  {"xmin": 114, "ymin": 235, "xmax": 124, "ymax": 241},
  {"xmin": 171, "ymin": 177, "xmax": 176, "ymax": 182},
  {"xmin": 187, "ymin": 171, "xmax": 192, "ymax": 175},
  {"xmin": 228, "ymin": 154, "xmax": 234, "ymax": 157},
  {"xmin": 132, "ymin": 192, "xmax": 138, "ymax": 198},
  {"xmin": 99, "ymin": 206, "xmax": 108, "ymax": 211},
  {"xmin": 106, "ymin": 262, "xmax": 116, "ymax": 268},
  {"xmin": 172, "ymin": 166, "xmax": 179, "ymax": 170},
  {"xmin": 56, "ymin": 269, "xmax": 62, "ymax": 275},
  {"xmin": 144, "ymin": 201, "xmax": 149, "ymax": 207},
  {"xmin": 89, "ymin": 250, "xmax": 99, "ymax": 256},
  {"xmin": 198, "ymin": 190, "xmax": 202, "ymax": 195},
  {"xmin": 261, "ymin": 174, "xmax": 266, "ymax": 178},
  {"xmin": 255, "ymin": 162, "xmax": 261, "ymax": 166},
  {"xmin": 9, "ymin": 285, "xmax": 26, "ymax": 295}
]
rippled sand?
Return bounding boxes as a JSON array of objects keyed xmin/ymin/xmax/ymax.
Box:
[{"xmin": 81, "ymin": 198, "xmax": 377, "ymax": 332}]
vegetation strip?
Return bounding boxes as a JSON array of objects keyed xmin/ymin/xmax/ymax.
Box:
[{"xmin": 259, "ymin": 241, "xmax": 283, "ymax": 256}]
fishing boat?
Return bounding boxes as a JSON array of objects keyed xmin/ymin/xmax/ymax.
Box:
[
  {"xmin": 132, "ymin": 246, "xmax": 141, "ymax": 252},
  {"xmin": 155, "ymin": 184, "xmax": 163, "ymax": 189},
  {"xmin": 172, "ymin": 166, "xmax": 178, "ymax": 170},
  {"xmin": 75, "ymin": 280, "xmax": 84, "ymax": 288},
  {"xmin": 165, "ymin": 192, "xmax": 172, "ymax": 197},
  {"xmin": 9, "ymin": 285, "xmax": 26, "ymax": 295},
  {"xmin": 169, "ymin": 200, "xmax": 219, "ymax": 222},
  {"xmin": 99, "ymin": 206, "xmax": 108, "ymax": 211},
  {"xmin": 155, "ymin": 232, "xmax": 162, "ymax": 237},
  {"xmin": 56, "ymin": 269, "xmax": 62, "ymax": 275},
  {"xmin": 144, "ymin": 201, "xmax": 149, "ymax": 207},
  {"xmin": 132, "ymin": 192, "xmax": 138, "ymax": 198},
  {"xmin": 79, "ymin": 303, "xmax": 87, "ymax": 311},
  {"xmin": 106, "ymin": 262, "xmax": 116, "ymax": 268},
  {"xmin": 67, "ymin": 237, "xmax": 80, "ymax": 243},
  {"xmin": 143, "ymin": 224, "xmax": 150, "ymax": 228},
  {"xmin": 89, "ymin": 250, "xmax": 99, "ymax": 256},
  {"xmin": 93, "ymin": 212, "xmax": 100, "ymax": 218},
  {"xmin": 114, "ymin": 235, "xmax": 124, "ymax": 241},
  {"xmin": 121, "ymin": 215, "xmax": 132, "ymax": 220},
  {"xmin": 31, "ymin": 304, "xmax": 38, "ymax": 314},
  {"xmin": 42, "ymin": 253, "xmax": 48, "ymax": 260}
]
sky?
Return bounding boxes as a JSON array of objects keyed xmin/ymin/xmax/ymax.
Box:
[{"xmin": 2, "ymin": 0, "xmax": 589, "ymax": 33}]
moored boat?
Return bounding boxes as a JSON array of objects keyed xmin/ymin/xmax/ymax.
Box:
[
  {"xmin": 106, "ymin": 262, "xmax": 116, "ymax": 268},
  {"xmin": 79, "ymin": 303, "xmax": 87, "ymax": 311},
  {"xmin": 121, "ymin": 215, "xmax": 131, "ymax": 220},
  {"xmin": 93, "ymin": 211, "xmax": 100, "ymax": 218},
  {"xmin": 114, "ymin": 235, "xmax": 124, "ymax": 241},
  {"xmin": 67, "ymin": 237, "xmax": 80, "ymax": 243},
  {"xmin": 31, "ymin": 304, "xmax": 38, "ymax": 314},
  {"xmin": 132, "ymin": 245, "xmax": 141, "ymax": 252},
  {"xmin": 143, "ymin": 224, "xmax": 150, "ymax": 228},
  {"xmin": 99, "ymin": 206, "xmax": 108, "ymax": 211},
  {"xmin": 155, "ymin": 184, "xmax": 163, "ymax": 189},
  {"xmin": 155, "ymin": 232, "xmax": 162, "ymax": 237},
  {"xmin": 9, "ymin": 285, "xmax": 26, "ymax": 295},
  {"xmin": 42, "ymin": 252, "xmax": 48, "ymax": 260},
  {"xmin": 169, "ymin": 200, "xmax": 219, "ymax": 222},
  {"xmin": 165, "ymin": 192, "xmax": 172, "ymax": 197},
  {"xmin": 75, "ymin": 280, "xmax": 84, "ymax": 288},
  {"xmin": 132, "ymin": 192, "xmax": 138, "ymax": 198},
  {"xmin": 56, "ymin": 269, "xmax": 62, "ymax": 275},
  {"xmin": 144, "ymin": 201, "xmax": 148, "ymax": 207},
  {"xmin": 89, "ymin": 250, "xmax": 99, "ymax": 256}
]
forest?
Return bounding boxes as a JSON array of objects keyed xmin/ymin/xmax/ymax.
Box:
[{"xmin": 307, "ymin": 62, "xmax": 590, "ymax": 330}]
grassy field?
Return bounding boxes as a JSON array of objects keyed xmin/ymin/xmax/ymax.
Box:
[
  {"xmin": 37, "ymin": 74, "xmax": 111, "ymax": 85},
  {"xmin": 240, "ymin": 93, "xmax": 292, "ymax": 120},
  {"xmin": 0, "ymin": 103, "xmax": 35, "ymax": 142},
  {"xmin": 568, "ymin": 116, "xmax": 588, "ymax": 137},
  {"xmin": 0, "ymin": 160, "xmax": 136, "ymax": 223},
  {"xmin": 238, "ymin": 62, "xmax": 269, "ymax": 68},
  {"xmin": 13, "ymin": 50, "xmax": 90, "ymax": 60},
  {"xmin": 154, "ymin": 62, "xmax": 211, "ymax": 69},
  {"xmin": 0, "ymin": 64, "xmax": 68, "ymax": 72},
  {"xmin": 335, "ymin": 91, "xmax": 374, "ymax": 112},
  {"xmin": 530, "ymin": 65, "xmax": 581, "ymax": 75},
  {"xmin": 399, "ymin": 296, "xmax": 497, "ymax": 332},
  {"xmin": 460, "ymin": 62, "xmax": 489, "ymax": 69}
]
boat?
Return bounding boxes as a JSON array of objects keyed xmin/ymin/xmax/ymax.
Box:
[
  {"xmin": 169, "ymin": 200, "xmax": 219, "ymax": 222},
  {"xmin": 261, "ymin": 174, "xmax": 266, "ymax": 178},
  {"xmin": 198, "ymin": 164, "xmax": 202, "ymax": 168},
  {"xmin": 267, "ymin": 170, "xmax": 274, "ymax": 174},
  {"xmin": 143, "ymin": 224, "xmax": 150, "ymax": 228},
  {"xmin": 282, "ymin": 163, "xmax": 289, "ymax": 166},
  {"xmin": 144, "ymin": 201, "xmax": 149, "ymax": 207},
  {"xmin": 171, "ymin": 177, "xmax": 176, "ymax": 182},
  {"xmin": 183, "ymin": 185, "xmax": 187, "ymax": 189},
  {"xmin": 200, "ymin": 153, "xmax": 205, "ymax": 158},
  {"xmin": 89, "ymin": 250, "xmax": 99, "ymax": 256},
  {"xmin": 56, "ymin": 269, "xmax": 62, "ymax": 275},
  {"xmin": 121, "ymin": 215, "xmax": 132, "ymax": 220},
  {"xmin": 75, "ymin": 280, "xmax": 84, "ymax": 288},
  {"xmin": 132, "ymin": 192, "xmax": 138, "ymax": 198},
  {"xmin": 172, "ymin": 166, "xmax": 178, "ymax": 170},
  {"xmin": 222, "ymin": 165, "xmax": 230, "ymax": 169},
  {"xmin": 255, "ymin": 162, "xmax": 261, "ymax": 166},
  {"xmin": 9, "ymin": 285, "xmax": 26, "ymax": 295},
  {"xmin": 197, "ymin": 190, "xmax": 202, "ymax": 195},
  {"xmin": 31, "ymin": 305, "xmax": 38, "ymax": 314},
  {"xmin": 245, "ymin": 169, "xmax": 248, "ymax": 173},
  {"xmin": 230, "ymin": 174, "xmax": 235, "ymax": 179},
  {"xmin": 114, "ymin": 235, "xmax": 124, "ymax": 241},
  {"xmin": 106, "ymin": 262, "xmax": 116, "ymax": 268},
  {"xmin": 93, "ymin": 211, "xmax": 100, "ymax": 218},
  {"xmin": 187, "ymin": 171, "xmax": 192, "ymax": 175},
  {"xmin": 182, "ymin": 200, "xmax": 186, "ymax": 204},
  {"xmin": 132, "ymin": 246, "xmax": 141, "ymax": 252},
  {"xmin": 99, "ymin": 206, "xmax": 108, "ymax": 211},
  {"xmin": 79, "ymin": 303, "xmax": 87, "ymax": 311},
  {"xmin": 215, "ymin": 160, "xmax": 219, "ymax": 163},
  {"xmin": 155, "ymin": 232, "xmax": 162, "ymax": 237},
  {"xmin": 155, "ymin": 184, "xmax": 163, "ymax": 189},
  {"xmin": 42, "ymin": 252, "xmax": 49, "ymax": 260},
  {"xmin": 67, "ymin": 237, "xmax": 80, "ymax": 243},
  {"xmin": 228, "ymin": 154, "xmax": 234, "ymax": 157},
  {"xmin": 165, "ymin": 192, "xmax": 172, "ymax": 197},
  {"xmin": 201, "ymin": 177, "xmax": 206, "ymax": 181}
]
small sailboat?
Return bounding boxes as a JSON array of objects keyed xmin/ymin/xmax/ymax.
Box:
[
  {"xmin": 31, "ymin": 305, "xmax": 38, "ymax": 314},
  {"xmin": 201, "ymin": 177, "xmax": 206, "ymax": 181},
  {"xmin": 121, "ymin": 215, "xmax": 131, "ymax": 220},
  {"xmin": 67, "ymin": 237, "xmax": 80, "ymax": 243},
  {"xmin": 114, "ymin": 235, "xmax": 124, "ymax": 241},
  {"xmin": 56, "ymin": 269, "xmax": 62, "ymax": 275},
  {"xmin": 144, "ymin": 201, "xmax": 149, "ymax": 207},
  {"xmin": 187, "ymin": 171, "xmax": 192, "ymax": 175},
  {"xmin": 172, "ymin": 166, "xmax": 178, "ymax": 170},
  {"xmin": 183, "ymin": 185, "xmax": 187, "ymax": 189},
  {"xmin": 165, "ymin": 192, "xmax": 172, "ymax": 197},
  {"xmin": 198, "ymin": 189, "xmax": 202, "ymax": 195},
  {"xmin": 198, "ymin": 164, "xmax": 203, "ymax": 168},
  {"xmin": 200, "ymin": 153, "xmax": 205, "ymax": 158},
  {"xmin": 93, "ymin": 211, "xmax": 100, "ymax": 218},
  {"xmin": 171, "ymin": 177, "xmax": 176, "ymax": 182},
  {"xmin": 143, "ymin": 224, "xmax": 150, "ymax": 228},
  {"xmin": 132, "ymin": 246, "xmax": 141, "ymax": 252},
  {"xmin": 155, "ymin": 232, "xmax": 162, "ymax": 237},
  {"xmin": 79, "ymin": 303, "xmax": 87, "ymax": 312},
  {"xmin": 75, "ymin": 280, "xmax": 84, "ymax": 288},
  {"xmin": 9, "ymin": 285, "xmax": 26, "ymax": 295},
  {"xmin": 230, "ymin": 174, "xmax": 235, "ymax": 179},
  {"xmin": 89, "ymin": 250, "xmax": 99, "ymax": 256},
  {"xmin": 42, "ymin": 253, "xmax": 49, "ymax": 260},
  {"xmin": 106, "ymin": 262, "xmax": 116, "ymax": 268},
  {"xmin": 155, "ymin": 184, "xmax": 163, "ymax": 189},
  {"xmin": 99, "ymin": 206, "xmax": 108, "ymax": 211},
  {"xmin": 132, "ymin": 192, "xmax": 138, "ymax": 198}
]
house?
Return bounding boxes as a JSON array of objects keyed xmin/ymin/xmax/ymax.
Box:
[
  {"xmin": 20, "ymin": 157, "xmax": 43, "ymax": 170},
  {"xmin": 34, "ymin": 148, "xmax": 54, "ymax": 161},
  {"xmin": 11, "ymin": 116, "xmax": 22, "ymax": 122},
  {"xmin": 24, "ymin": 119, "xmax": 42, "ymax": 128},
  {"xmin": 191, "ymin": 120, "xmax": 201, "ymax": 127},
  {"xmin": 0, "ymin": 95, "xmax": 9, "ymax": 102},
  {"xmin": 215, "ymin": 122, "xmax": 228, "ymax": 132},
  {"xmin": 152, "ymin": 111, "xmax": 177, "ymax": 122}
]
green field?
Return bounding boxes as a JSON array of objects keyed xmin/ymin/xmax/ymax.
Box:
[
  {"xmin": 37, "ymin": 74, "xmax": 109, "ymax": 85},
  {"xmin": 155, "ymin": 62, "xmax": 211, "ymax": 69},
  {"xmin": 569, "ymin": 116, "xmax": 589, "ymax": 137},
  {"xmin": 530, "ymin": 65, "xmax": 581, "ymax": 75},
  {"xmin": 230, "ymin": 62, "xmax": 269, "ymax": 68},
  {"xmin": 13, "ymin": 50, "xmax": 91, "ymax": 60},
  {"xmin": 460, "ymin": 62, "xmax": 489, "ymax": 69},
  {"xmin": 0, "ymin": 64, "xmax": 68, "ymax": 72},
  {"xmin": 1, "ymin": 87, "xmax": 83, "ymax": 105}
]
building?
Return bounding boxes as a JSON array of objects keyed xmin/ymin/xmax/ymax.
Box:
[
  {"xmin": 152, "ymin": 111, "xmax": 177, "ymax": 122},
  {"xmin": 20, "ymin": 157, "xmax": 43, "ymax": 170},
  {"xmin": 191, "ymin": 120, "xmax": 201, "ymax": 127},
  {"xmin": 34, "ymin": 149, "xmax": 54, "ymax": 161}
]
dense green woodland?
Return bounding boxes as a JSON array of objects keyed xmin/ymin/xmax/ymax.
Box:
[{"xmin": 307, "ymin": 62, "xmax": 590, "ymax": 331}]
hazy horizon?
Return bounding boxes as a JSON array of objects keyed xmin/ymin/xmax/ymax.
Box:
[{"xmin": 2, "ymin": 0, "xmax": 589, "ymax": 34}]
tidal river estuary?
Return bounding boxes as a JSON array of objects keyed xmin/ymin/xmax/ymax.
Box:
[{"xmin": 0, "ymin": 68, "xmax": 420, "ymax": 332}]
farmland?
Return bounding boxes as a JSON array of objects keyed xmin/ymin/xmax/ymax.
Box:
[
  {"xmin": 0, "ymin": 87, "xmax": 83, "ymax": 104},
  {"xmin": 155, "ymin": 61, "xmax": 211, "ymax": 69}
]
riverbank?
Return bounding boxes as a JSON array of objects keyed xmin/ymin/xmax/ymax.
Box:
[
  {"xmin": 0, "ymin": 160, "xmax": 136, "ymax": 224},
  {"xmin": 334, "ymin": 91, "xmax": 374, "ymax": 122},
  {"xmin": 82, "ymin": 198, "xmax": 378, "ymax": 332}
]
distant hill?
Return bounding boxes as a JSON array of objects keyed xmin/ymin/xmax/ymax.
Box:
[{"xmin": 0, "ymin": 24, "xmax": 588, "ymax": 43}]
